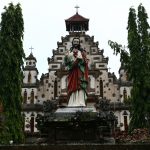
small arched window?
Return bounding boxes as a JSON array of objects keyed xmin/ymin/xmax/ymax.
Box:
[
  {"xmin": 100, "ymin": 79, "xmax": 103, "ymax": 98},
  {"xmin": 22, "ymin": 113, "xmax": 25, "ymax": 131},
  {"xmin": 54, "ymin": 79, "xmax": 57, "ymax": 98},
  {"xmin": 123, "ymin": 88, "xmax": 127, "ymax": 102},
  {"xmin": 31, "ymin": 89, "xmax": 34, "ymax": 104},
  {"xmin": 123, "ymin": 111, "xmax": 128, "ymax": 132},
  {"xmin": 30, "ymin": 113, "xmax": 34, "ymax": 133},
  {"xmin": 24, "ymin": 90, "xmax": 27, "ymax": 103},
  {"xmin": 28, "ymin": 72, "xmax": 31, "ymax": 83}
]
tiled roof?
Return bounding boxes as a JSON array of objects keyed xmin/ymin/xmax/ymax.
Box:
[
  {"xmin": 26, "ymin": 53, "xmax": 36, "ymax": 61},
  {"xmin": 65, "ymin": 13, "xmax": 89, "ymax": 22}
]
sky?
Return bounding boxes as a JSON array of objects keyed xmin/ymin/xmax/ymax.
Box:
[{"xmin": 0, "ymin": 0, "xmax": 150, "ymax": 78}]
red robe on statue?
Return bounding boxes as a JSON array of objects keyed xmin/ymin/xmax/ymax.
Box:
[{"xmin": 67, "ymin": 51, "xmax": 88, "ymax": 99}]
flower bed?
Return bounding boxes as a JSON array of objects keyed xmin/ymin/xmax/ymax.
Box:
[{"xmin": 116, "ymin": 128, "xmax": 150, "ymax": 144}]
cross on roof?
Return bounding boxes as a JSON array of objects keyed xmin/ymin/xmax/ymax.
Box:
[
  {"xmin": 108, "ymin": 67, "xmax": 111, "ymax": 72},
  {"xmin": 29, "ymin": 46, "xmax": 34, "ymax": 53},
  {"xmin": 75, "ymin": 5, "xmax": 80, "ymax": 13}
]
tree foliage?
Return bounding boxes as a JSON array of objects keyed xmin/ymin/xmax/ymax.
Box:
[
  {"xmin": 0, "ymin": 3, "xmax": 25, "ymax": 144},
  {"xmin": 108, "ymin": 4, "xmax": 150, "ymax": 131}
]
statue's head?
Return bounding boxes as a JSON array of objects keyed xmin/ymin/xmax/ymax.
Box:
[{"xmin": 72, "ymin": 38, "xmax": 80, "ymax": 49}]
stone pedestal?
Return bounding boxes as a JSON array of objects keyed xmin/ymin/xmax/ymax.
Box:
[{"xmin": 37, "ymin": 106, "xmax": 115, "ymax": 144}]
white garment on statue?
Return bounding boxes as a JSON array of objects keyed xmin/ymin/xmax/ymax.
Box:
[
  {"xmin": 68, "ymin": 89, "xmax": 86, "ymax": 107},
  {"xmin": 67, "ymin": 50, "xmax": 82, "ymax": 61}
]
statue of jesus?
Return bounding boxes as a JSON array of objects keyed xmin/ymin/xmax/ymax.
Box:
[{"xmin": 64, "ymin": 38, "xmax": 88, "ymax": 107}]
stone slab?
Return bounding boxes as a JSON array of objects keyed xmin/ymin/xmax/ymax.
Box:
[{"xmin": 55, "ymin": 107, "xmax": 97, "ymax": 113}]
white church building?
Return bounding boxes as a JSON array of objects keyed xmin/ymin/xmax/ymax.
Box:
[{"xmin": 22, "ymin": 11, "xmax": 132, "ymax": 136}]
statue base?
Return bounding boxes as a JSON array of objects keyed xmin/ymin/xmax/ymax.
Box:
[{"xmin": 37, "ymin": 105, "xmax": 114, "ymax": 144}]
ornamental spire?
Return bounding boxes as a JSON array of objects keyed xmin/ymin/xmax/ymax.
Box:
[
  {"xmin": 29, "ymin": 46, "xmax": 34, "ymax": 53},
  {"xmin": 75, "ymin": 5, "xmax": 79, "ymax": 14}
]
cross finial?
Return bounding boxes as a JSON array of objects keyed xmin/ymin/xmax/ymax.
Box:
[
  {"xmin": 75, "ymin": 5, "xmax": 79, "ymax": 14},
  {"xmin": 108, "ymin": 67, "xmax": 111, "ymax": 72},
  {"xmin": 29, "ymin": 46, "xmax": 34, "ymax": 53}
]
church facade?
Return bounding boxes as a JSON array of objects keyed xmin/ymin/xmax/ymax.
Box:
[{"xmin": 22, "ymin": 11, "xmax": 132, "ymax": 136}]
